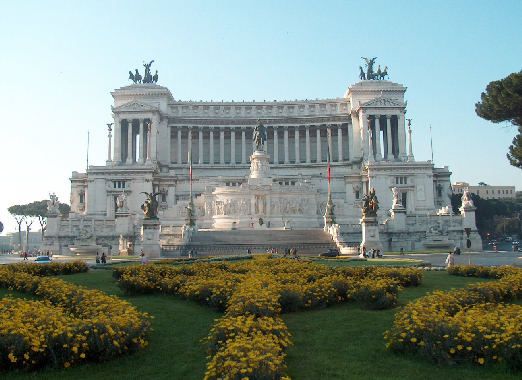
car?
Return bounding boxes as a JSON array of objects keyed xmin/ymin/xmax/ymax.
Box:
[
  {"xmin": 319, "ymin": 248, "xmax": 340, "ymax": 257},
  {"xmin": 34, "ymin": 256, "xmax": 52, "ymax": 264}
]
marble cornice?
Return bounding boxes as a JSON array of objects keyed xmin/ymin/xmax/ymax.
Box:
[{"xmin": 167, "ymin": 116, "xmax": 350, "ymax": 126}]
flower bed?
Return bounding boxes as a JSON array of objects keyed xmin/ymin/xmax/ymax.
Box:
[
  {"xmin": 116, "ymin": 257, "xmax": 422, "ymax": 378},
  {"xmin": 6, "ymin": 261, "xmax": 89, "ymax": 276},
  {"xmin": 385, "ymin": 266, "xmax": 522, "ymax": 370},
  {"xmin": 0, "ymin": 266, "xmax": 151, "ymax": 371}
]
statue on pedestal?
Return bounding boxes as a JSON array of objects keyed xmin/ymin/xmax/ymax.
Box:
[
  {"xmin": 253, "ymin": 120, "xmax": 267, "ymax": 152},
  {"xmin": 140, "ymin": 192, "xmax": 160, "ymax": 219},
  {"xmin": 116, "ymin": 191, "xmax": 128, "ymax": 212},
  {"xmin": 47, "ymin": 193, "xmax": 61, "ymax": 214},
  {"xmin": 362, "ymin": 188, "xmax": 379, "ymax": 217}
]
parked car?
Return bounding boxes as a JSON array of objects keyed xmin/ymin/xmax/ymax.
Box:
[
  {"xmin": 34, "ymin": 256, "xmax": 52, "ymax": 264},
  {"xmin": 319, "ymin": 248, "xmax": 340, "ymax": 257}
]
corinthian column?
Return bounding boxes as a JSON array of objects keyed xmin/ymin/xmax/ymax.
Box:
[
  {"xmin": 230, "ymin": 127, "xmax": 236, "ymax": 165},
  {"xmin": 305, "ymin": 125, "xmax": 311, "ymax": 163},
  {"xmin": 283, "ymin": 126, "xmax": 289, "ymax": 164},
  {"xmin": 386, "ymin": 115, "xmax": 393, "ymax": 159},
  {"xmin": 146, "ymin": 121, "xmax": 152, "ymax": 162},
  {"xmin": 220, "ymin": 128, "xmax": 225, "ymax": 164},
  {"xmin": 113, "ymin": 116, "xmax": 121, "ymax": 164},
  {"xmin": 273, "ymin": 126, "xmax": 278, "ymax": 164},
  {"xmin": 187, "ymin": 127, "xmax": 193, "ymax": 162},
  {"xmin": 198, "ymin": 127, "xmax": 203, "ymax": 164},
  {"xmin": 126, "ymin": 119, "xmax": 133, "ymax": 164},
  {"xmin": 374, "ymin": 116, "xmax": 382, "ymax": 161},
  {"xmin": 397, "ymin": 113, "xmax": 407, "ymax": 160},
  {"xmin": 209, "ymin": 127, "xmax": 215, "ymax": 164},
  {"xmin": 316, "ymin": 126, "xmax": 322, "ymax": 162},
  {"xmin": 138, "ymin": 119, "xmax": 145, "ymax": 163},
  {"xmin": 241, "ymin": 127, "xmax": 246, "ymax": 164},
  {"xmin": 294, "ymin": 126, "xmax": 300, "ymax": 164},
  {"xmin": 327, "ymin": 125, "xmax": 333, "ymax": 160},
  {"xmin": 337, "ymin": 125, "xmax": 343, "ymax": 162},
  {"xmin": 177, "ymin": 127, "xmax": 182, "ymax": 164},
  {"xmin": 107, "ymin": 123, "xmax": 112, "ymax": 164}
]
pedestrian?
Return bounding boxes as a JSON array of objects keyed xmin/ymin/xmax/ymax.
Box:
[
  {"xmin": 101, "ymin": 252, "xmax": 107, "ymax": 264},
  {"xmin": 377, "ymin": 249, "xmax": 383, "ymax": 258},
  {"xmin": 140, "ymin": 250, "xmax": 146, "ymax": 264},
  {"xmin": 445, "ymin": 251, "xmax": 455, "ymax": 268},
  {"xmin": 453, "ymin": 246, "xmax": 461, "ymax": 255},
  {"xmin": 95, "ymin": 252, "xmax": 100, "ymax": 264},
  {"xmin": 371, "ymin": 249, "xmax": 375, "ymax": 259},
  {"xmin": 247, "ymin": 248, "xmax": 252, "ymax": 255},
  {"xmin": 23, "ymin": 251, "xmax": 28, "ymax": 261},
  {"xmin": 400, "ymin": 247, "xmax": 404, "ymax": 255}
]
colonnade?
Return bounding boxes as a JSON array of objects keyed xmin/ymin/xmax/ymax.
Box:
[
  {"xmin": 112, "ymin": 118, "xmax": 152, "ymax": 164},
  {"xmin": 169, "ymin": 124, "xmax": 351, "ymax": 165},
  {"xmin": 360, "ymin": 113, "xmax": 406, "ymax": 161}
]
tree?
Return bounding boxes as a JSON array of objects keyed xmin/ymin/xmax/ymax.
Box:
[
  {"xmin": 475, "ymin": 71, "xmax": 522, "ymax": 168},
  {"xmin": 7, "ymin": 200, "xmax": 71, "ymax": 250},
  {"xmin": 7, "ymin": 205, "xmax": 26, "ymax": 250}
]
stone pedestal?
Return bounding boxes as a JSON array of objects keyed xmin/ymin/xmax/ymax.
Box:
[
  {"xmin": 248, "ymin": 150, "xmax": 271, "ymax": 186},
  {"xmin": 389, "ymin": 205, "xmax": 406, "ymax": 231},
  {"xmin": 360, "ymin": 215, "xmax": 383, "ymax": 252},
  {"xmin": 459, "ymin": 204, "xmax": 482, "ymax": 251},
  {"xmin": 115, "ymin": 211, "xmax": 134, "ymax": 255},
  {"xmin": 141, "ymin": 219, "xmax": 161, "ymax": 258}
]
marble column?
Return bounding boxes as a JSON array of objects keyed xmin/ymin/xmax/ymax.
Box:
[
  {"xmin": 273, "ymin": 126, "xmax": 278, "ymax": 164},
  {"xmin": 107, "ymin": 124, "xmax": 112, "ymax": 163},
  {"xmin": 209, "ymin": 127, "xmax": 215, "ymax": 164},
  {"xmin": 283, "ymin": 126, "xmax": 289, "ymax": 164},
  {"xmin": 337, "ymin": 125, "xmax": 343, "ymax": 162},
  {"xmin": 359, "ymin": 111, "xmax": 369, "ymax": 160},
  {"xmin": 126, "ymin": 119, "xmax": 133, "ymax": 164},
  {"xmin": 230, "ymin": 127, "xmax": 236, "ymax": 165},
  {"xmin": 374, "ymin": 116, "xmax": 382, "ymax": 160},
  {"xmin": 139, "ymin": 119, "xmax": 145, "ymax": 163},
  {"xmin": 316, "ymin": 126, "xmax": 322, "ymax": 162},
  {"xmin": 241, "ymin": 127, "xmax": 246, "ymax": 164},
  {"xmin": 198, "ymin": 127, "xmax": 203, "ymax": 164},
  {"xmin": 386, "ymin": 115, "xmax": 393, "ymax": 160},
  {"xmin": 220, "ymin": 128, "xmax": 225, "ymax": 164},
  {"xmin": 177, "ymin": 127, "xmax": 182, "ymax": 164},
  {"xmin": 407, "ymin": 122, "xmax": 415, "ymax": 162},
  {"xmin": 187, "ymin": 127, "xmax": 193, "ymax": 162},
  {"xmin": 347, "ymin": 122, "xmax": 353, "ymax": 161},
  {"xmin": 305, "ymin": 125, "xmax": 311, "ymax": 163},
  {"xmin": 113, "ymin": 116, "xmax": 121, "ymax": 164},
  {"xmin": 146, "ymin": 121, "xmax": 152, "ymax": 162},
  {"xmin": 366, "ymin": 116, "xmax": 374, "ymax": 162},
  {"xmin": 327, "ymin": 125, "xmax": 333, "ymax": 160},
  {"xmin": 398, "ymin": 113, "xmax": 407, "ymax": 160},
  {"xmin": 294, "ymin": 126, "xmax": 300, "ymax": 164}
]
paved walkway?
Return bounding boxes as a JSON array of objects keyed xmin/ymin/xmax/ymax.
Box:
[{"xmin": 387, "ymin": 250, "xmax": 522, "ymax": 267}]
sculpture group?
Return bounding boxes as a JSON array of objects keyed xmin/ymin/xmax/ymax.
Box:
[
  {"xmin": 359, "ymin": 57, "xmax": 389, "ymax": 80},
  {"xmin": 141, "ymin": 191, "xmax": 160, "ymax": 219},
  {"xmin": 361, "ymin": 188, "xmax": 379, "ymax": 217},
  {"xmin": 129, "ymin": 60, "xmax": 159, "ymax": 84}
]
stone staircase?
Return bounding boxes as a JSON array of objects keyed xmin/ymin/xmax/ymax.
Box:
[{"xmin": 163, "ymin": 229, "xmax": 337, "ymax": 257}]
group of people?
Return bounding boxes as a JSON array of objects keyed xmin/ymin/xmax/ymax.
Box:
[
  {"xmin": 95, "ymin": 252, "xmax": 107, "ymax": 264},
  {"xmin": 283, "ymin": 247, "xmax": 299, "ymax": 259},
  {"xmin": 359, "ymin": 246, "xmax": 383, "ymax": 259}
]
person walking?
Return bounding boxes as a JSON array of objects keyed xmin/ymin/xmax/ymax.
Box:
[
  {"xmin": 140, "ymin": 250, "xmax": 146, "ymax": 264},
  {"xmin": 95, "ymin": 252, "xmax": 100, "ymax": 264},
  {"xmin": 23, "ymin": 251, "xmax": 28, "ymax": 261},
  {"xmin": 101, "ymin": 252, "xmax": 107, "ymax": 264},
  {"xmin": 445, "ymin": 251, "xmax": 455, "ymax": 268}
]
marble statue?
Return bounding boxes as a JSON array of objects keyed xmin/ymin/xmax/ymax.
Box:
[
  {"xmin": 47, "ymin": 193, "xmax": 60, "ymax": 214},
  {"xmin": 391, "ymin": 187, "xmax": 401, "ymax": 208},
  {"xmin": 116, "ymin": 191, "xmax": 127, "ymax": 211},
  {"xmin": 461, "ymin": 189, "xmax": 474, "ymax": 208}
]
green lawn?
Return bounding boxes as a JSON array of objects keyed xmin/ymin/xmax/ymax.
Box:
[{"xmin": 1, "ymin": 269, "xmax": 518, "ymax": 379}]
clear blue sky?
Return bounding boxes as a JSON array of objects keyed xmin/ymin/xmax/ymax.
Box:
[{"xmin": 1, "ymin": 0, "xmax": 521, "ymax": 234}]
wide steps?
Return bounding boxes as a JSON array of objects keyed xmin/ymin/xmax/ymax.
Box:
[{"xmin": 176, "ymin": 229, "xmax": 337, "ymax": 256}]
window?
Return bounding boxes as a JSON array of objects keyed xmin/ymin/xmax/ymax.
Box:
[
  {"xmin": 395, "ymin": 176, "xmax": 407, "ymax": 185},
  {"xmin": 355, "ymin": 190, "xmax": 360, "ymax": 199},
  {"xmin": 113, "ymin": 181, "xmax": 126, "ymax": 189},
  {"xmin": 79, "ymin": 192, "xmax": 85, "ymax": 204}
]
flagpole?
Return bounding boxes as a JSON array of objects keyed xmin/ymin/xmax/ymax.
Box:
[{"xmin": 430, "ymin": 124, "xmax": 434, "ymax": 163}]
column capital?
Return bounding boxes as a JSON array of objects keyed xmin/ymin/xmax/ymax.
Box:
[
  {"xmin": 283, "ymin": 125, "xmax": 289, "ymax": 131},
  {"xmin": 385, "ymin": 114, "xmax": 392, "ymax": 119},
  {"xmin": 241, "ymin": 126, "xmax": 247, "ymax": 131},
  {"xmin": 305, "ymin": 124, "xmax": 310, "ymax": 130}
]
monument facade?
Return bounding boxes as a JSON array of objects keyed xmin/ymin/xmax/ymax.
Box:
[{"xmin": 43, "ymin": 61, "xmax": 481, "ymax": 255}]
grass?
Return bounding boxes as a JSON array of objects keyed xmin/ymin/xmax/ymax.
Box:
[{"xmin": 0, "ymin": 268, "xmax": 519, "ymax": 379}]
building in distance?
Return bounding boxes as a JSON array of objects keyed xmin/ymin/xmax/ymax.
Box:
[{"xmin": 452, "ymin": 182, "xmax": 516, "ymax": 200}]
